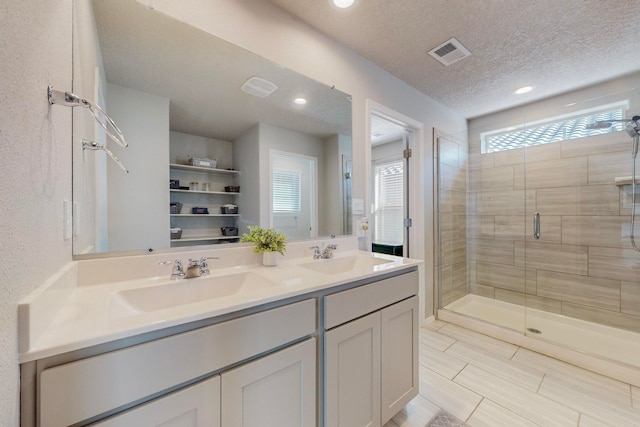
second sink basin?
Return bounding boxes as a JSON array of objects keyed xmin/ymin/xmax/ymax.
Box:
[
  {"xmin": 112, "ymin": 272, "xmax": 277, "ymax": 313},
  {"xmin": 298, "ymin": 255, "xmax": 394, "ymax": 275}
]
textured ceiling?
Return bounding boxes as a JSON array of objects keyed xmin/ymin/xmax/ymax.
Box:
[{"xmin": 269, "ymin": 0, "xmax": 640, "ymax": 118}]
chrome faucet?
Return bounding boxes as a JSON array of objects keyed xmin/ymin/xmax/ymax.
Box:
[
  {"xmin": 322, "ymin": 244, "xmax": 338, "ymax": 259},
  {"xmin": 310, "ymin": 244, "xmax": 338, "ymax": 259},
  {"xmin": 160, "ymin": 256, "xmax": 218, "ymax": 280}
]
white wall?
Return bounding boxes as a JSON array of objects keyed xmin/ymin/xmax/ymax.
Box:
[
  {"xmin": 234, "ymin": 124, "xmax": 261, "ymax": 233},
  {"xmin": 106, "ymin": 83, "xmax": 170, "ymax": 252},
  {"xmin": 169, "ymin": 131, "xmax": 233, "ymax": 168},
  {"xmin": 0, "ymin": 1, "xmax": 72, "ymax": 424}
]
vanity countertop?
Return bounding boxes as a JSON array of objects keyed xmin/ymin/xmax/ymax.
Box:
[{"xmin": 19, "ymin": 250, "xmax": 420, "ymax": 363}]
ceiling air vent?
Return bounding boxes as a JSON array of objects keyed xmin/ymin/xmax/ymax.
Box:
[
  {"xmin": 240, "ymin": 77, "xmax": 278, "ymax": 98},
  {"xmin": 428, "ymin": 38, "xmax": 471, "ymax": 66}
]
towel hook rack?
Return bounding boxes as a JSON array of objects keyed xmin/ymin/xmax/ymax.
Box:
[
  {"xmin": 82, "ymin": 139, "xmax": 129, "ymax": 173},
  {"xmin": 47, "ymin": 85, "xmax": 128, "ymax": 148}
]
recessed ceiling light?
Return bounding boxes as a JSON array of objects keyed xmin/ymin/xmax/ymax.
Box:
[
  {"xmin": 332, "ymin": 0, "xmax": 356, "ymax": 8},
  {"xmin": 294, "ymin": 98, "xmax": 307, "ymax": 105},
  {"xmin": 515, "ymin": 86, "xmax": 533, "ymax": 95}
]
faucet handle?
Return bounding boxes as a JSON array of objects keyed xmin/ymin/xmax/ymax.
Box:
[
  {"xmin": 197, "ymin": 256, "xmax": 218, "ymax": 275},
  {"xmin": 309, "ymin": 246, "xmax": 322, "ymax": 259},
  {"xmin": 159, "ymin": 259, "xmax": 185, "ymax": 280}
]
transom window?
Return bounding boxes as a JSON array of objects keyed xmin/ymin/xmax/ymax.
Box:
[{"xmin": 481, "ymin": 102, "xmax": 628, "ymax": 154}]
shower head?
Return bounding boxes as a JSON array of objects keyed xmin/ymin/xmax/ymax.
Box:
[{"xmin": 585, "ymin": 116, "xmax": 640, "ymax": 138}]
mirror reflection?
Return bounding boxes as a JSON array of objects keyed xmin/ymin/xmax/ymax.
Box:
[{"xmin": 72, "ymin": 0, "xmax": 353, "ymax": 255}]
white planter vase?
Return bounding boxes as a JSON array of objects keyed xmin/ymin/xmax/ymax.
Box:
[{"xmin": 262, "ymin": 251, "xmax": 280, "ymax": 267}]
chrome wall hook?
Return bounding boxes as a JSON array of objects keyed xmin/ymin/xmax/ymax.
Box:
[{"xmin": 82, "ymin": 139, "xmax": 129, "ymax": 173}]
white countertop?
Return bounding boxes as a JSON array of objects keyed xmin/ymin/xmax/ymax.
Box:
[{"xmin": 19, "ymin": 250, "xmax": 420, "ymax": 363}]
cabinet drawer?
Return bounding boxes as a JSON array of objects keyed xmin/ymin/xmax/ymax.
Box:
[
  {"xmin": 40, "ymin": 298, "xmax": 315, "ymax": 427},
  {"xmin": 324, "ymin": 270, "xmax": 417, "ymax": 329}
]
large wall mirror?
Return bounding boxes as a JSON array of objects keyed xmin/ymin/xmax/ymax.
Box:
[{"xmin": 72, "ymin": 0, "xmax": 353, "ymax": 256}]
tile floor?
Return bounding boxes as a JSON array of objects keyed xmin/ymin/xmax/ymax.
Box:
[{"xmin": 384, "ymin": 320, "xmax": 640, "ymax": 427}]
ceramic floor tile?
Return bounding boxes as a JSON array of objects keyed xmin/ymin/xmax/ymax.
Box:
[
  {"xmin": 538, "ymin": 374, "xmax": 640, "ymax": 426},
  {"xmin": 633, "ymin": 386, "xmax": 640, "ymax": 409},
  {"xmin": 419, "ymin": 342, "xmax": 467, "ymax": 380},
  {"xmin": 418, "ymin": 365, "xmax": 482, "ymax": 422},
  {"xmin": 383, "ymin": 420, "xmax": 400, "ymax": 427},
  {"xmin": 427, "ymin": 411, "xmax": 469, "ymax": 427},
  {"xmin": 467, "ymin": 399, "xmax": 538, "ymax": 427},
  {"xmin": 512, "ymin": 348, "xmax": 632, "ymax": 407},
  {"xmin": 578, "ymin": 414, "xmax": 614, "ymax": 427},
  {"xmin": 420, "ymin": 327, "xmax": 457, "ymax": 352},
  {"xmin": 424, "ymin": 319, "xmax": 448, "ymax": 331},
  {"xmin": 454, "ymin": 364, "xmax": 580, "ymax": 426},
  {"xmin": 436, "ymin": 324, "xmax": 518, "ymax": 359},
  {"xmin": 445, "ymin": 341, "xmax": 544, "ymax": 392},
  {"xmin": 390, "ymin": 394, "xmax": 441, "ymax": 427}
]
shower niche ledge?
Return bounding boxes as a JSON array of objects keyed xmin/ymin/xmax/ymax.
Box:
[{"xmin": 614, "ymin": 176, "xmax": 640, "ymax": 186}]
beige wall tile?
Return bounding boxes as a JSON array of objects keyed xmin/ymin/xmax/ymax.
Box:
[
  {"xmin": 469, "ymin": 238, "xmax": 514, "ymax": 266},
  {"xmin": 493, "ymin": 148, "xmax": 524, "ymax": 167},
  {"xmin": 469, "ymin": 283, "xmax": 494, "ymax": 298},
  {"xmin": 562, "ymin": 302, "xmax": 640, "ymax": 333},
  {"xmin": 562, "ymin": 216, "xmax": 631, "ymax": 248},
  {"xmin": 476, "ymin": 262, "xmax": 525, "ymax": 293},
  {"xmin": 524, "ymin": 295, "xmax": 562, "ymax": 314},
  {"xmin": 537, "ymin": 270, "xmax": 620, "ymax": 311},
  {"xmin": 477, "ymin": 190, "xmax": 525, "ymax": 215},
  {"xmin": 452, "ymin": 262, "xmax": 467, "ymax": 289},
  {"xmin": 468, "ymin": 215, "xmax": 494, "ymax": 238},
  {"xmin": 442, "ymin": 286, "xmax": 468, "ymax": 307},
  {"xmin": 514, "ymin": 157, "xmax": 588, "ymax": 189},
  {"xmin": 536, "ymin": 185, "xmax": 619, "ymax": 215},
  {"xmin": 523, "ymin": 241, "xmax": 588, "ymax": 275},
  {"xmin": 495, "ymin": 289, "xmax": 526, "ymax": 305},
  {"xmin": 440, "ymin": 214, "xmax": 467, "ymax": 241},
  {"xmin": 514, "ymin": 241, "xmax": 525, "ymax": 267},
  {"xmin": 588, "ymin": 151, "xmax": 632, "ymax": 185},
  {"xmin": 469, "ymin": 165, "xmax": 514, "ymax": 192},
  {"xmin": 621, "ymin": 281, "xmax": 640, "ymax": 316},
  {"xmin": 443, "ymin": 238, "xmax": 466, "ymax": 266},
  {"xmin": 561, "ymin": 132, "xmax": 630, "ymax": 158},
  {"xmin": 524, "ymin": 142, "xmax": 561, "ymax": 163},
  {"xmin": 439, "ymin": 189, "xmax": 467, "ymax": 214},
  {"xmin": 620, "ymin": 183, "xmax": 640, "ymax": 215},
  {"xmin": 440, "ymin": 265, "xmax": 453, "ymax": 292},
  {"xmin": 468, "ymin": 259, "xmax": 477, "ymax": 283},
  {"xmin": 588, "ymin": 246, "xmax": 640, "ymax": 282},
  {"xmin": 440, "ymin": 163, "xmax": 466, "ymax": 192},
  {"xmin": 526, "ymin": 268, "xmax": 537, "ymax": 295},
  {"xmin": 494, "ymin": 215, "xmax": 525, "ymax": 240},
  {"xmin": 468, "ymin": 192, "xmax": 477, "ymax": 214},
  {"xmin": 468, "ymin": 150, "xmax": 494, "ymax": 170}
]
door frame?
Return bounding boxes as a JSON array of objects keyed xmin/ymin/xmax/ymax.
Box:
[{"xmin": 366, "ymin": 99, "xmax": 426, "ymax": 322}]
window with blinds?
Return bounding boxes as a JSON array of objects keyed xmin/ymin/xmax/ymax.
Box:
[
  {"xmin": 272, "ymin": 169, "xmax": 301, "ymax": 212},
  {"xmin": 373, "ymin": 160, "xmax": 404, "ymax": 245},
  {"xmin": 481, "ymin": 105, "xmax": 627, "ymax": 154}
]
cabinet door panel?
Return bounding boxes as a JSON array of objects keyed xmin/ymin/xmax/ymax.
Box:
[
  {"xmin": 381, "ymin": 296, "xmax": 419, "ymax": 423},
  {"xmin": 90, "ymin": 376, "xmax": 220, "ymax": 427},
  {"xmin": 221, "ymin": 338, "xmax": 316, "ymax": 427},
  {"xmin": 325, "ymin": 312, "xmax": 381, "ymax": 427}
]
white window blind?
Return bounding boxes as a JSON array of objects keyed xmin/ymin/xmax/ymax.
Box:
[
  {"xmin": 272, "ymin": 169, "xmax": 301, "ymax": 212},
  {"xmin": 374, "ymin": 160, "xmax": 404, "ymax": 245}
]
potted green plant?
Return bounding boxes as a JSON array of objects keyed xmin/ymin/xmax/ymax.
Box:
[{"xmin": 240, "ymin": 225, "xmax": 287, "ymax": 266}]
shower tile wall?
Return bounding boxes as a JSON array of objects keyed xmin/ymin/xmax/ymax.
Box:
[
  {"xmin": 467, "ymin": 131, "xmax": 640, "ymax": 333},
  {"xmin": 437, "ymin": 136, "xmax": 468, "ymax": 307}
]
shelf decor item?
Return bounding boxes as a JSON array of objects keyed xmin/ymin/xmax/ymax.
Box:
[{"xmin": 240, "ymin": 226, "xmax": 287, "ymax": 266}]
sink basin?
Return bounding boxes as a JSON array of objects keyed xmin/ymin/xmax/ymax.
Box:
[
  {"xmin": 298, "ymin": 255, "xmax": 394, "ymax": 275},
  {"xmin": 112, "ymin": 272, "xmax": 277, "ymax": 313}
]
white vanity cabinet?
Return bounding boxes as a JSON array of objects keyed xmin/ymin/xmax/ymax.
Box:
[
  {"xmin": 221, "ymin": 338, "xmax": 316, "ymax": 427},
  {"xmin": 324, "ymin": 271, "xmax": 419, "ymax": 427},
  {"xmin": 36, "ymin": 299, "xmax": 315, "ymax": 427},
  {"xmin": 90, "ymin": 376, "xmax": 221, "ymax": 427}
]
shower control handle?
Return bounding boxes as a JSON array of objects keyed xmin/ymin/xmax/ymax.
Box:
[{"xmin": 533, "ymin": 212, "xmax": 540, "ymax": 240}]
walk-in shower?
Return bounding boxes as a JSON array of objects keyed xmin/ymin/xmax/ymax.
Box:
[{"xmin": 434, "ymin": 84, "xmax": 640, "ymax": 386}]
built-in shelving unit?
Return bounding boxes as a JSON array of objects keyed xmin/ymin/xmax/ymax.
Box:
[{"xmin": 169, "ymin": 162, "xmax": 240, "ymax": 247}]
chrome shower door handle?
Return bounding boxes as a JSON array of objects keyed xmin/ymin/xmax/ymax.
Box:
[{"xmin": 533, "ymin": 212, "xmax": 540, "ymax": 239}]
